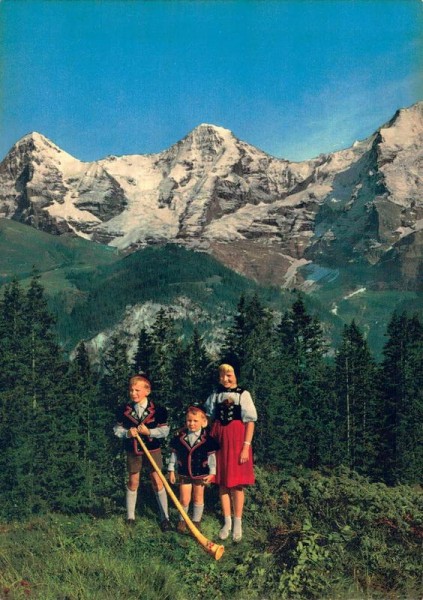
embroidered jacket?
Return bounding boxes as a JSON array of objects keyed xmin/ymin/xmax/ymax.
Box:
[
  {"xmin": 169, "ymin": 428, "xmax": 220, "ymax": 479},
  {"xmin": 115, "ymin": 400, "xmax": 168, "ymax": 455}
]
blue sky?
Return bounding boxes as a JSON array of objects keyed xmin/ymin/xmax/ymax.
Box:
[{"xmin": 0, "ymin": 0, "xmax": 422, "ymax": 163}]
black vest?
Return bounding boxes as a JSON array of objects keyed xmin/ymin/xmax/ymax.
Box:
[
  {"xmin": 170, "ymin": 428, "xmax": 219, "ymax": 478},
  {"xmin": 116, "ymin": 400, "xmax": 168, "ymax": 455},
  {"xmin": 215, "ymin": 385, "xmax": 244, "ymax": 425}
]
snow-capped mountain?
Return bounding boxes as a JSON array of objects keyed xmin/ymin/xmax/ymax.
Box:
[{"xmin": 0, "ymin": 102, "xmax": 422, "ymax": 288}]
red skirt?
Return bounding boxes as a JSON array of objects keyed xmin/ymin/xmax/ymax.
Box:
[{"xmin": 211, "ymin": 420, "xmax": 255, "ymax": 488}]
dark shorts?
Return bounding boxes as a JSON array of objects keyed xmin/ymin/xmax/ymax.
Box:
[
  {"xmin": 177, "ymin": 474, "xmax": 207, "ymax": 486},
  {"xmin": 127, "ymin": 450, "xmax": 163, "ymax": 474}
]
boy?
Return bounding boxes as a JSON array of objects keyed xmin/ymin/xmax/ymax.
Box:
[
  {"xmin": 168, "ymin": 405, "xmax": 219, "ymax": 533},
  {"xmin": 114, "ymin": 374, "xmax": 171, "ymax": 531}
]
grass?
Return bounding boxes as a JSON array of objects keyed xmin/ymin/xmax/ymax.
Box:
[
  {"xmin": 1, "ymin": 469, "xmax": 422, "ymax": 600},
  {"xmin": 0, "ymin": 511, "xmax": 267, "ymax": 600},
  {"xmin": 0, "ymin": 218, "xmax": 119, "ymax": 291}
]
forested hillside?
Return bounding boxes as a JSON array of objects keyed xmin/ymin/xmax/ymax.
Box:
[{"xmin": 0, "ymin": 275, "xmax": 421, "ymax": 598}]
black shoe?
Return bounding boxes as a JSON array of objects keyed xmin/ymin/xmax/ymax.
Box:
[
  {"xmin": 160, "ymin": 519, "xmax": 172, "ymax": 532},
  {"xmin": 126, "ymin": 518, "xmax": 136, "ymax": 526},
  {"xmin": 177, "ymin": 520, "xmax": 188, "ymax": 534},
  {"xmin": 192, "ymin": 520, "xmax": 202, "ymax": 532}
]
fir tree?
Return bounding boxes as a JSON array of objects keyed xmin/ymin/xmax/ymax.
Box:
[
  {"xmin": 170, "ymin": 328, "xmax": 213, "ymax": 426},
  {"xmin": 0, "ymin": 278, "xmax": 27, "ymax": 391},
  {"xmin": 100, "ymin": 334, "xmax": 132, "ymax": 411},
  {"xmin": 98, "ymin": 335, "xmax": 133, "ymax": 509},
  {"xmin": 0, "ymin": 274, "xmax": 66, "ymax": 517},
  {"xmin": 142, "ymin": 308, "xmax": 182, "ymax": 408},
  {"xmin": 59, "ymin": 343, "xmax": 104, "ymax": 511},
  {"xmin": 221, "ymin": 293, "xmax": 276, "ymax": 461},
  {"xmin": 270, "ymin": 294, "xmax": 330, "ymax": 470},
  {"xmin": 380, "ymin": 312, "xmax": 423, "ymax": 484},
  {"xmin": 133, "ymin": 327, "xmax": 153, "ymax": 376},
  {"xmin": 334, "ymin": 320, "xmax": 379, "ymax": 476}
]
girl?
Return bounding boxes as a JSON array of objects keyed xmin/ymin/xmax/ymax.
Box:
[
  {"xmin": 204, "ymin": 364, "xmax": 257, "ymax": 543},
  {"xmin": 168, "ymin": 406, "xmax": 219, "ymax": 533}
]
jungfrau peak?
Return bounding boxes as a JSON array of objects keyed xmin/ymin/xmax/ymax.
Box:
[{"xmin": 0, "ymin": 102, "xmax": 422, "ymax": 289}]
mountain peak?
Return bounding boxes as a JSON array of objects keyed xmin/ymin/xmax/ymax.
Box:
[
  {"xmin": 195, "ymin": 122, "xmax": 232, "ymax": 133},
  {"xmin": 186, "ymin": 122, "xmax": 236, "ymax": 143},
  {"xmin": 163, "ymin": 122, "xmax": 239, "ymax": 162},
  {"xmin": 17, "ymin": 131, "xmax": 57, "ymax": 149},
  {"xmin": 11, "ymin": 131, "xmax": 79, "ymax": 165}
]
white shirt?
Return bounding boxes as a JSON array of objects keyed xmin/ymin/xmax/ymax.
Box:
[{"xmin": 113, "ymin": 399, "xmax": 170, "ymax": 439}]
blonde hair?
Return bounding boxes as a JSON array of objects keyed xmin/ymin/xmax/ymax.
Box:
[
  {"xmin": 186, "ymin": 406, "xmax": 208, "ymax": 426},
  {"xmin": 218, "ymin": 363, "xmax": 235, "ymax": 374},
  {"xmin": 129, "ymin": 374, "xmax": 151, "ymax": 390}
]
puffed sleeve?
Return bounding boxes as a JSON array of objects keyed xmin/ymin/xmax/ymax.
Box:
[
  {"xmin": 240, "ymin": 390, "xmax": 258, "ymax": 422},
  {"xmin": 204, "ymin": 392, "xmax": 217, "ymax": 418}
]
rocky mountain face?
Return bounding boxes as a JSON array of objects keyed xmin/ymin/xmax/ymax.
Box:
[{"xmin": 0, "ymin": 102, "xmax": 422, "ymax": 289}]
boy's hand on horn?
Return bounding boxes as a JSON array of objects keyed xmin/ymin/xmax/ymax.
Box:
[{"xmin": 137, "ymin": 423, "xmax": 150, "ymax": 436}]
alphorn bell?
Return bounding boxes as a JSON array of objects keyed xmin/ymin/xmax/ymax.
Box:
[{"xmin": 134, "ymin": 432, "xmax": 225, "ymax": 560}]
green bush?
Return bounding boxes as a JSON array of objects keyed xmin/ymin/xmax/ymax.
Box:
[{"xmin": 247, "ymin": 467, "xmax": 423, "ymax": 599}]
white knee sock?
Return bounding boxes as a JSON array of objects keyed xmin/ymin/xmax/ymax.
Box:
[
  {"xmin": 219, "ymin": 515, "xmax": 232, "ymax": 540},
  {"xmin": 192, "ymin": 503, "xmax": 204, "ymax": 522},
  {"xmin": 180, "ymin": 504, "xmax": 189, "ymax": 521},
  {"xmin": 126, "ymin": 488, "xmax": 137, "ymax": 520},
  {"xmin": 155, "ymin": 488, "xmax": 169, "ymax": 520},
  {"xmin": 233, "ymin": 516, "xmax": 242, "ymax": 541}
]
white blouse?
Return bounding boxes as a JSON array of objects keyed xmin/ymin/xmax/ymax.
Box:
[{"xmin": 204, "ymin": 388, "xmax": 257, "ymax": 423}]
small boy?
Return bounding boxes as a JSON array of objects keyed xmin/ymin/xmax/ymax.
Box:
[
  {"xmin": 168, "ymin": 405, "xmax": 219, "ymax": 533},
  {"xmin": 114, "ymin": 374, "xmax": 171, "ymax": 531}
]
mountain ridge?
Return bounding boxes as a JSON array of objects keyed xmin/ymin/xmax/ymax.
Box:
[{"xmin": 0, "ymin": 102, "xmax": 422, "ymax": 289}]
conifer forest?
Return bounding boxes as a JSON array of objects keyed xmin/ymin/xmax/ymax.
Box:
[{"xmin": 0, "ymin": 275, "xmax": 422, "ymax": 599}]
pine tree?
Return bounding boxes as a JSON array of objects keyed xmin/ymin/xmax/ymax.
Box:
[
  {"xmin": 23, "ymin": 273, "xmax": 67, "ymax": 511},
  {"xmin": 270, "ymin": 294, "xmax": 331, "ymax": 470},
  {"xmin": 142, "ymin": 308, "xmax": 182, "ymax": 408},
  {"xmin": 380, "ymin": 312, "xmax": 423, "ymax": 484},
  {"xmin": 0, "ymin": 278, "xmax": 27, "ymax": 391},
  {"xmin": 133, "ymin": 327, "xmax": 153, "ymax": 376},
  {"xmin": 98, "ymin": 334, "xmax": 133, "ymax": 510},
  {"xmin": 58, "ymin": 343, "xmax": 105, "ymax": 511},
  {"xmin": 0, "ymin": 274, "xmax": 66, "ymax": 516},
  {"xmin": 100, "ymin": 334, "xmax": 132, "ymax": 411},
  {"xmin": 170, "ymin": 328, "xmax": 213, "ymax": 425},
  {"xmin": 221, "ymin": 293, "xmax": 276, "ymax": 461},
  {"xmin": 0, "ymin": 279, "xmax": 27, "ymax": 516},
  {"xmin": 334, "ymin": 320, "xmax": 379, "ymax": 476}
]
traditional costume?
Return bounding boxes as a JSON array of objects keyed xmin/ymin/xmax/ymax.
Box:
[
  {"xmin": 204, "ymin": 385, "xmax": 257, "ymax": 488},
  {"xmin": 168, "ymin": 427, "xmax": 219, "ymax": 481},
  {"xmin": 114, "ymin": 396, "xmax": 170, "ymax": 527},
  {"xmin": 114, "ymin": 399, "xmax": 169, "ymax": 456}
]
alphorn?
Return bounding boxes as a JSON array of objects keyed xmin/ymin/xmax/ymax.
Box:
[{"xmin": 134, "ymin": 432, "xmax": 225, "ymax": 560}]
